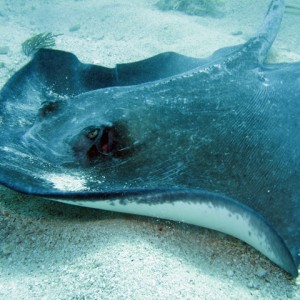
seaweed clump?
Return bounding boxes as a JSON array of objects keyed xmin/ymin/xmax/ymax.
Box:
[
  {"xmin": 22, "ymin": 32, "xmax": 61, "ymax": 56},
  {"xmin": 155, "ymin": 0, "xmax": 224, "ymax": 18}
]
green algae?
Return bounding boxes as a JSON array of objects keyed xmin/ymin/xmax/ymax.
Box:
[{"xmin": 22, "ymin": 32, "xmax": 61, "ymax": 56}]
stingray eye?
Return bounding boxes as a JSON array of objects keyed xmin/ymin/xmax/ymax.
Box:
[{"xmin": 86, "ymin": 129, "xmax": 99, "ymax": 140}]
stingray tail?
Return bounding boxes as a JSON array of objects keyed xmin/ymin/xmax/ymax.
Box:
[
  {"xmin": 225, "ymin": 0, "xmax": 285, "ymax": 70},
  {"xmin": 248, "ymin": 0, "xmax": 285, "ymax": 65}
]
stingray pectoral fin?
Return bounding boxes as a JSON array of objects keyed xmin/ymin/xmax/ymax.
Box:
[{"xmin": 56, "ymin": 189, "xmax": 298, "ymax": 276}]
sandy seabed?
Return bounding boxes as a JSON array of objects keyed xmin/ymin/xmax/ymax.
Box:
[{"xmin": 0, "ymin": 0, "xmax": 299, "ymax": 299}]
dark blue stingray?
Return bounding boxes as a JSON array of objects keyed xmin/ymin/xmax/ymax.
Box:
[{"xmin": 0, "ymin": 0, "xmax": 299, "ymax": 276}]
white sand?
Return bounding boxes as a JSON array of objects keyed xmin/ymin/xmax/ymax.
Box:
[{"xmin": 0, "ymin": 0, "xmax": 299, "ymax": 299}]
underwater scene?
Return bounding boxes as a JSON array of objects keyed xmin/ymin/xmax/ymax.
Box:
[{"xmin": 0, "ymin": 0, "xmax": 299, "ymax": 299}]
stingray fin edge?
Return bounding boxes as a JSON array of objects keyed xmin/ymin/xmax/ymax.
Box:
[{"xmin": 43, "ymin": 189, "xmax": 298, "ymax": 277}]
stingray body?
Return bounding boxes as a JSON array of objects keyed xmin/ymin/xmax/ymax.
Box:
[{"xmin": 0, "ymin": 0, "xmax": 299, "ymax": 276}]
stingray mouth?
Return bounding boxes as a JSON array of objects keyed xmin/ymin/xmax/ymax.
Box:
[{"xmin": 71, "ymin": 122, "xmax": 135, "ymax": 164}]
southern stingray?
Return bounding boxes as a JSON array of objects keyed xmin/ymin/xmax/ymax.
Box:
[{"xmin": 0, "ymin": 0, "xmax": 299, "ymax": 276}]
